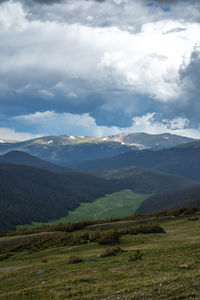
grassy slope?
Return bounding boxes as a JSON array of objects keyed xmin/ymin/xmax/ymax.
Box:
[
  {"xmin": 1, "ymin": 216, "xmax": 200, "ymax": 299},
  {"xmin": 64, "ymin": 190, "xmax": 148, "ymax": 222},
  {"xmin": 21, "ymin": 190, "xmax": 149, "ymax": 227}
]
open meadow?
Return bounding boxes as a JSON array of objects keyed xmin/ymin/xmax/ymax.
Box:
[{"xmin": 0, "ymin": 213, "xmax": 200, "ymax": 299}]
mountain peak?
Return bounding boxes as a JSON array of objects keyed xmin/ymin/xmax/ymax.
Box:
[{"xmin": 104, "ymin": 132, "xmax": 195, "ymax": 149}]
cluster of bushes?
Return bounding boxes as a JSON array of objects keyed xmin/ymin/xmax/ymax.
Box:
[
  {"xmin": 0, "ymin": 234, "xmax": 71, "ymax": 254},
  {"xmin": 1, "ymin": 222, "xmax": 165, "ymax": 255},
  {"xmin": 1, "ymin": 218, "xmax": 121, "ymax": 237},
  {"xmin": 1, "ymin": 206, "xmax": 199, "ymax": 238},
  {"xmin": 119, "ymin": 223, "xmax": 165, "ymax": 235},
  {"xmin": 96, "ymin": 230, "xmax": 120, "ymax": 245},
  {"xmin": 92, "ymin": 223, "xmax": 165, "ymax": 245}
]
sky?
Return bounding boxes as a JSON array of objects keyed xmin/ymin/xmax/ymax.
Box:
[{"xmin": 0, "ymin": 0, "xmax": 200, "ymax": 140}]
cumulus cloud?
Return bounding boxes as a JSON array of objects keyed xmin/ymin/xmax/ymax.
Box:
[
  {"xmin": 13, "ymin": 111, "xmax": 200, "ymax": 139},
  {"xmin": 180, "ymin": 45, "xmax": 200, "ymax": 91},
  {"xmin": 0, "ymin": 0, "xmax": 200, "ymax": 137},
  {"xmin": 0, "ymin": 1, "xmax": 199, "ymax": 103},
  {"xmin": 21, "ymin": 0, "xmax": 200, "ymax": 26},
  {"xmin": 0, "ymin": 127, "xmax": 40, "ymax": 141},
  {"xmin": 14, "ymin": 111, "xmax": 122, "ymax": 137}
]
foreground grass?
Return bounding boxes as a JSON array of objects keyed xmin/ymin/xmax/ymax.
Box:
[{"xmin": 1, "ymin": 216, "xmax": 200, "ymax": 299}]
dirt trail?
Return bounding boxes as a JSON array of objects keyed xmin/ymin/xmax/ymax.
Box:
[{"xmin": 86, "ymin": 215, "xmax": 174, "ymax": 230}]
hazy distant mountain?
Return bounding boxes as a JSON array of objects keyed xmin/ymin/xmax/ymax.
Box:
[
  {"xmin": 0, "ymin": 150, "xmax": 68, "ymax": 173},
  {"xmin": 73, "ymin": 140, "xmax": 200, "ymax": 180},
  {"xmin": 91, "ymin": 166, "xmax": 196, "ymax": 194},
  {"xmin": 136, "ymin": 184, "xmax": 200, "ymax": 214},
  {"xmin": 106, "ymin": 132, "xmax": 195, "ymax": 149},
  {"xmin": 0, "ymin": 163, "xmax": 119, "ymax": 231},
  {"xmin": 0, "ymin": 133, "xmax": 195, "ymax": 166}
]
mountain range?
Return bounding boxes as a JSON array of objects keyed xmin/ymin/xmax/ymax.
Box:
[
  {"xmin": 73, "ymin": 140, "xmax": 200, "ymax": 180},
  {"xmin": 0, "ymin": 133, "xmax": 195, "ymax": 166},
  {"xmin": 1, "ymin": 132, "xmax": 200, "ymax": 231}
]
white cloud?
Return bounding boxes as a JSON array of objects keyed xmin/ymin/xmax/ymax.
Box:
[
  {"xmin": 129, "ymin": 113, "xmax": 200, "ymax": 139},
  {"xmin": 14, "ymin": 111, "xmax": 122, "ymax": 137},
  {"xmin": 39, "ymin": 89, "xmax": 55, "ymax": 98},
  {"xmin": 14, "ymin": 110, "xmax": 200, "ymax": 139},
  {"xmin": 0, "ymin": 1, "xmax": 200, "ymax": 105},
  {"xmin": 0, "ymin": 127, "xmax": 40, "ymax": 141}
]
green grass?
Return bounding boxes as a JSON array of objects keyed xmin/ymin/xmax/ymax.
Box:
[
  {"xmin": 1, "ymin": 216, "xmax": 200, "ymax": 299},
  {"xmin": 52, "ymin": 189, "xmax": 149, "ymax": 224},
  {"xmin": 18, "ymin": 190, "xmax": 149, "ymax": 228}
]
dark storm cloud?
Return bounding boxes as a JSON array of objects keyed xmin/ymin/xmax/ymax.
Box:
[
  {"xmin": 174, "ymin": 47, "xmax": 200, "ymax": 126},
  {"xmin": 153, "ymin": 0, "xmax": 198, "ymax": 3},
  {"xmin": 1, "ymin": 0, "xmax": 200, "ymax": 138},
  {"xmin": 151, "ymin": 0, "xmax": 178, "ymax": 3},
  {"xmin": 0, "ymin": 0, "xmax": 105, "ymax": 5},
  {"xmin": 32, "ymin": 0, "xmax": 63, "ymax": 3},
  {"xmin": 23, "ymin": 0, "xmax": 105, "ymax": 4},
  {"xmin": 181, "ymin": 47, "xmax": 200, "ymax": 88}
]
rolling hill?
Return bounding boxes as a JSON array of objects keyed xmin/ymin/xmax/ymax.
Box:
[
  {"xmin": 73, "ymin": 140, "xmax": 200, "ymax": 180},
  {"xmin": 0, "ymin": 150, "xmax": 68, "ymax": 173},
  {"xmin": 136, "ymin": 184, "xmax": 200, "ymax": 214},
  {"xmin": 90, "ymin": 166, "xmax": 196, "ymax": 194}
]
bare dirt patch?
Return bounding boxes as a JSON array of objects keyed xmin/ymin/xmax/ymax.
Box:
[{"xmin": 0, "ymin": 266, "xmax": 22, "ymax": 274}]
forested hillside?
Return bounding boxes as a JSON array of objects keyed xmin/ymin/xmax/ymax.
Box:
[
  {"xmin": 73, "ymin": 142, "xmax": 200, "ymax": 180},
  {"xmin": 0, "ymin": 150, "xmax": 68, "ymax": 172},
  {"xmin": 136, "ymin": 184, "xmax": 200, "ymax": 214},
  {"xmin": 0, "ymin": 163, "xmax": 119, "ymax": 231},
  {"xmin": 91, "ymin": 166, "xmax": 196, "ymax": 194}
]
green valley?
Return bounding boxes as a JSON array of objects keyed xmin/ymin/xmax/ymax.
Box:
[
  {"xmin": 20, "ymin": 190, "xmax": 149, "ymax": 227},
  {"xmin": 54, "ymin": 190, "xmax": 149, "ymax": 223}
]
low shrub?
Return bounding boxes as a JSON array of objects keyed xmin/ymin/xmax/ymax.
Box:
[
  {"xmin": 187, "ymin": 217, "xmax": 199, "ymax": 221},
  {"xmin": 120, "ymin": 223, "xmax": 165, "ymax": 236},
  {"xmin": 100, "ymin": 245, "xmax": 124, "ymax": 257},
  {"xmin": 97, "ymin": 230, "xmax": 120, "ymax": 245},
  {"xmin": 0, "ymin": 223, "xmax": 165, "ymax": 255},
  {"xmin": 0, "ymin": 253, "xmax": 11, "ymax": 261},
  {"xmin": 68, "ymin": 256, "xmax": 83, "ymax": 264},
  {"xmin": 128, "ymin": 250, "xmax": 142, "ymax": 261},
  {"xmin": 89, "ymin": 231, "xmax": 101, "ymax": 242}
]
